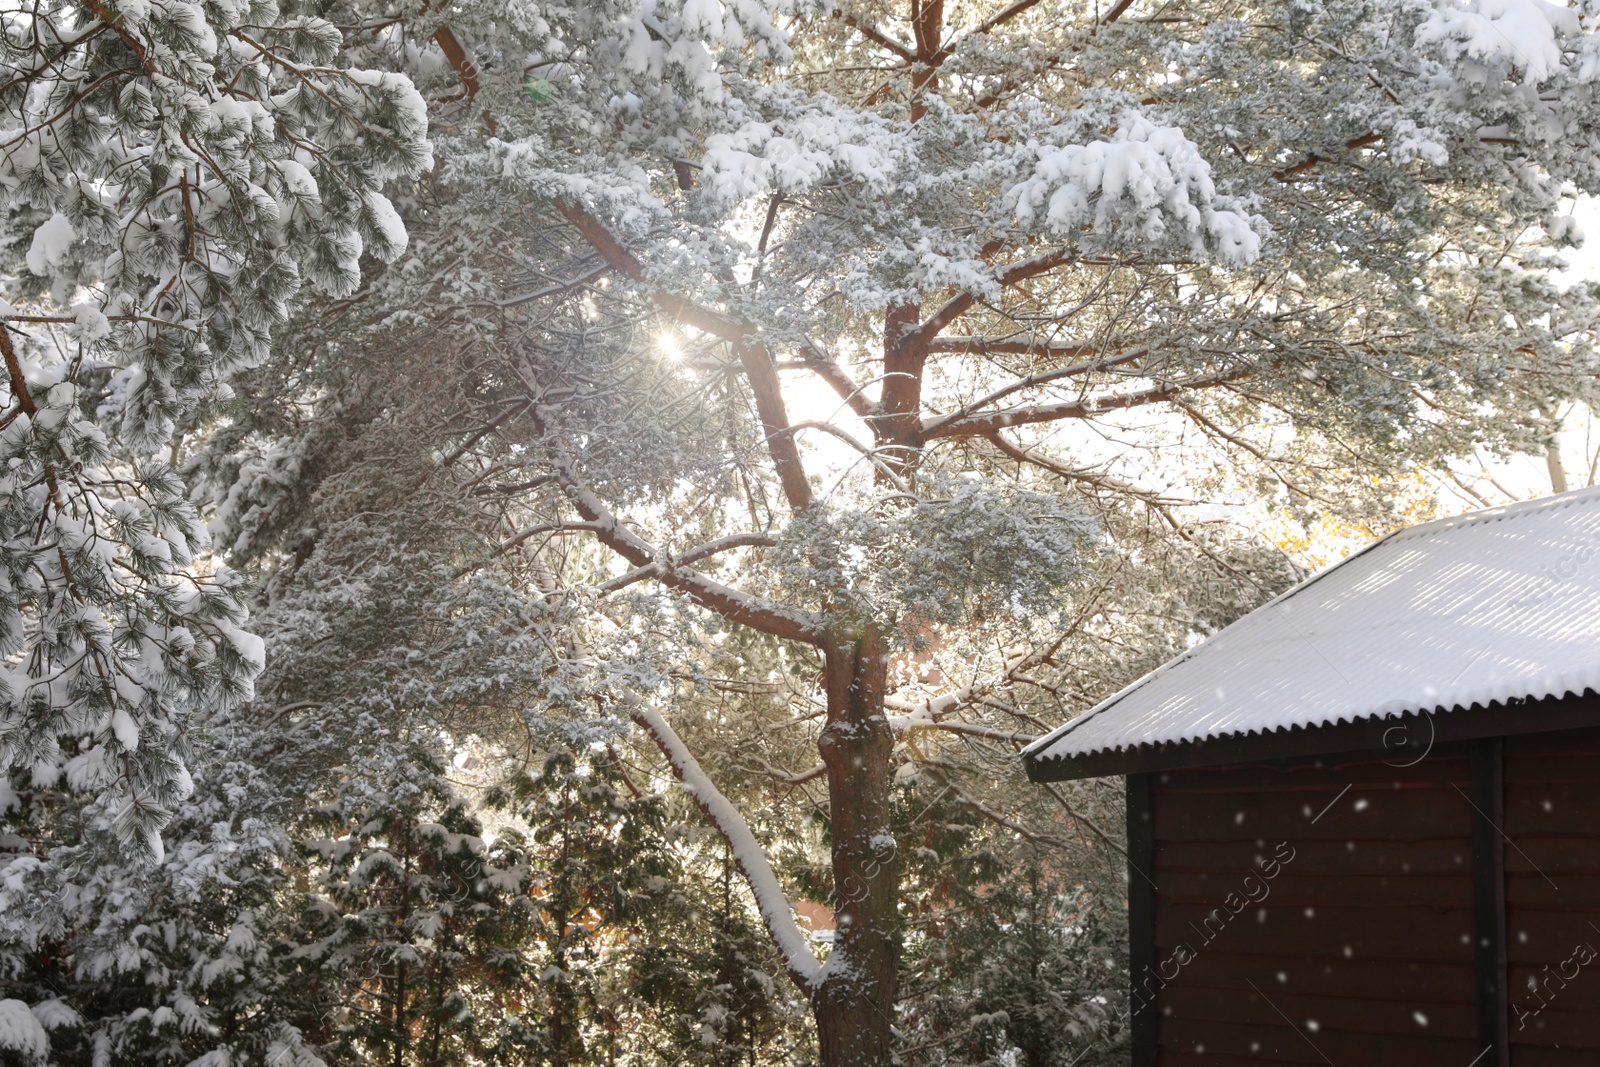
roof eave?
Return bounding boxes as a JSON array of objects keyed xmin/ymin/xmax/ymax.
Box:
[
  {"xmin": 1023, "ymin": 689, "xmax": 1600, "ymax": 782},
  {"xmin": 1020, "ymin": 523, "xmax": 1420, "ymax": 763}
]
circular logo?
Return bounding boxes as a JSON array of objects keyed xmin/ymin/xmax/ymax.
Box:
[{"xmin": 1370, "ymin": 698, "xmax": 1435, "ymax": 768}]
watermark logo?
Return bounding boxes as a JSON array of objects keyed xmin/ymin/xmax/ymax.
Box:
[
  {"xmin": 1513, "ymin": 938, "xmax": 1599, "ymax": 1032},
  {"xmin": 1506, "ymin": 528, "xmax": 1600, "ymax": 611},
  {"xmin": 1124, "ymin": 842, "xmax": 1296, "ymax": 1022},
  {"xmin": 1365, "ymin": 699, "xmax": 1436, "ymax": 768}
]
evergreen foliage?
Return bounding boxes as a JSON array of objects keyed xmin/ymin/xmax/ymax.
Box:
[
  {"xmin": 0, "ymin": 0, "xmax": 431, "ymax": 851},
  {"xmin": 3, "ymin": 0, "xmax": 1600, "ymax": 1062}
]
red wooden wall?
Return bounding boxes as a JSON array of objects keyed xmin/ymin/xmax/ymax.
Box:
[
  {"xmin": 1143, "ymin": 727, "xmax": 1600, "ymax": 1064},
  {"xmin": 1503, "ymin": 727, "xmax": 1600, "ymax": 1064}
]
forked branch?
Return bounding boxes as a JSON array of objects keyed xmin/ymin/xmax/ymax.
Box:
[
  {"xmin": 541, "ymin": 443, "xmax": 822, "ymax": 645},
  {"xmin": 835, "ymin": 9, "xmax": 916, "ymax": 60},
  {"xmin": 908, "ymin": 249, "xmax": 1073, "ymax": 349},
  {"xmin": 555, "ymin": 201, "xmax": 814, "ymax": 513},
  {"xmin": 597, "ymin": 532, "xmax": 778, "ymax": 594},
  {"xmin": 797, "ymin": 338, "xmax": 883, "ymax": 420}
]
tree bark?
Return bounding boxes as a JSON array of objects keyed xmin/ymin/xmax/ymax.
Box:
[{"xmin": 814, "ymin": 626, "xmax": 898, "ymax": 1066}]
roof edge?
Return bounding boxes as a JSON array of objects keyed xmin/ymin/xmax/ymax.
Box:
[
  {"xmin": 1023, "ymin": 689, "xmax": 1600, "ymax": 781},
  {"xmin": 1020, "ymin": 521, "xmax": 1411, "ymax": 760},
  {"xmin": 1021, "ymin": 486, "xmax": 1600, "ymax": 765}
]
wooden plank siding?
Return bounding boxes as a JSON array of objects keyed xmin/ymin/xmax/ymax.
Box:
[
  {"xmin": 1503, "ymin": 727, "xmax": 1600, "ymax": 1062},
  {"xmin": 1146, "ymin": 747, "xmax": 1480, "ymax": 1064},
  {"xmin": 1137, "ymin": 725, "xmax": 1600, "ymax": 1064}
]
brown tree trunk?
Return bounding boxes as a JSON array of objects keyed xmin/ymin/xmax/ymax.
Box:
[{"xmin": 814, "ymin": 626, "xmax": 898, "ymax": 1066}]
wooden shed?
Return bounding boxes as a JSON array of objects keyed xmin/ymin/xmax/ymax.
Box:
[{"xmin": 1022, "ymin": 488, "xmax": 1600, "ymax": 1067}]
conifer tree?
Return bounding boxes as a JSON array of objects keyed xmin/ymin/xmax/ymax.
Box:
[
  {"xmin": 420, "ymin": 0, "xmax": 1600, "ymax": 1058},
  {"xmin": 290, "ymin": 740, "xmax": 537, "ymax": 1067},
  {"xmin": 0, "ymin": 0, "xmax": 431, "ymax": 851},
  {"xmin": 62, "ymin": 0, "xmax": 1600, "ymax": 1061}
]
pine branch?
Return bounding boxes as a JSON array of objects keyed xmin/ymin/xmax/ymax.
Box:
[
  {"xmin": 924, "ymin": 337, "xmax": 1096, "ymax": 356},
  {"xmin": 919, "ymin": 764, "xmax": 1076, "ymax": 850},
  {"xmin": 1101, "ymin": 0, "xmax": 1136, "ymax": 26},
  {"xmin": 919, "ymin": 345, "xmax": 1153, "ymax": 436},
  {"xmin": 834, "ymin": 9, "xmax": 916, "ymax": 60},
  {"xmin": 734, "ymin": 758, "xmax": 829, "ymax": 786},
  {"xmin": 437, "ymin": 400, "xmax": 531, "ymax": 467},
  {"xmin": 884, "ymin": 641, "xmax": 1063, "ymax": 731},
  {"xmin": 789, "ymin": 421, "xmax": 911, "ymax": 491},
  {"xmin": 630, "ymin": 702, "xmax": 825, "ymax": 991},
  {"xmin": 984, "ymin": 431, "xmax": 1192, "ymax": 508},
  {"xmin": 907, "ymin": 249, "xmax": 1073, "ymax": 350},
  {"xmin": 596, "ymin": 533, "xmax": 778, "ymax": 594},
  {"xmin": 796, "ymin": 339, "xmax": 883, "ymax": 421},
  {"xmin": 554, "ymin": 200, "xmax": 741, "ymax": 338},
  {"xmin": 555, "ymin": 201, "xmax": 814, "ymax": 512},
  {"xmin": 432, "ymin": 27, "xmax": 480, "ymax": 100},
  {"xmin": 1, "ymin": 327, "xmax": 63, "ymax": 514},
  {"xmin": 1273, "ymin": 133, "xmax": 1385, "ymax": 182},
  {"xmin": 737, "ymin": 342, "xmax": 815, "ymax": 512},
  {"xmin": 921, "ymin": 368, "xmax": 1243, "ymax": 439},
  {"xmin": 924, "ymin": 721, "xmax": 1038, "ymax": 744},
  {"xmin": 81, "ymin": 0, "xmax": 159, "ymax": 76},
  {"xmin": 934, "ymin": 0, "xmax": 1046, "ymax": 62},
  {"xmin": 484, "ymin": 261, "xmax": 609, "ymax": 309},
  {"xmin": 541, "ymin": 444, "xmax": 823, "ymax": 645}
]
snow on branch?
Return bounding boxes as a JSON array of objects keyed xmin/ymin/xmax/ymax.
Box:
[
  {"xmin": 541, "ymin": 444, "xmax": 823, "ymax": 645},
  {"xmin": 596, "ymin": 533, "xmax": 779, "ymax": 594},
  {"xmin": 884, "ymin": 641, "xmax": 1062, "ymax": 734},
  {"xmin": 630, "ymin": 703, "xmax": 824, "ymax": 990},
  {"xmin": 908, "ymin": 250, "xmax": 1072, "ymax": 350},
  {"xmin": 696, "ymin": 103, "xmax": 899, "ymax": 208},
  {"xmin": 1008, "ymin": 115, "xmax": 1266, "ymax": 265},
  {"xmin": 556, "ymin": 201, "xmax": 752, "ymax": 344},
  {"xmin": 920, "ymin": 368, "xmax": 1244, "ymax": 439},
  {"xmin": 1418, "ymin": 0, "xmax": 1577, "ymax": 83}
]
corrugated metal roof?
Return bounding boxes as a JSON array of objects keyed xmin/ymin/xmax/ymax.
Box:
[{"xmin": 1023, "ymin": 486, "xmax": 1600, "ymax": 769}]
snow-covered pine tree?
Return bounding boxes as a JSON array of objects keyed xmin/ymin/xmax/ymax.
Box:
[
  {"xmin": 899, "ymin": 855, "xmax": 1128, "ymax": 1067},
  {"xmin": 413, "ymin": 0, "xmax": 1600, "ymax": 1061},
  {"xmin": 0, "ymin": 0, "xmax": 431, "ymax": 851},
  {"xmin": 475, "ymin": 745, "xmax": 674, "ymax": 1064},
  {"xmin": 627, "ymin": 840, "xmax": 814, "ymax": 1067},
  {"xmin": 106, "ymin": 0, "xmax": 1600, "ymax": 1060},
  {"xmin": 288, "ymin": 738, "xmax": 539, "ymax": 1067},
  {"xmin": 0, "ymin": 705, "xmax": 331, "ymax": 1066}
]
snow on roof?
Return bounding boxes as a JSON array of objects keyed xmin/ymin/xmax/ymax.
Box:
[{"xmin": 1024, "ymin": 486, "xmax": 1600, "ymax": 769}]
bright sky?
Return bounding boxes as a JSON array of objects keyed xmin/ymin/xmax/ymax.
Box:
[{"xmin": 1467, "ymin": 194, "xmax": 1600, "ymax": 502}]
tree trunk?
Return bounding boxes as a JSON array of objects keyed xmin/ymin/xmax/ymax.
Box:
[{"xmin": 814, "ymin": 626, "xmax": 898, "ymax": 1066}]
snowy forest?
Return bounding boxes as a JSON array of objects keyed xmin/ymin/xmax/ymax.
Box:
[{"xmin": 1, "ymin": 0, "xmax": 1600, "ymax": 1062}]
